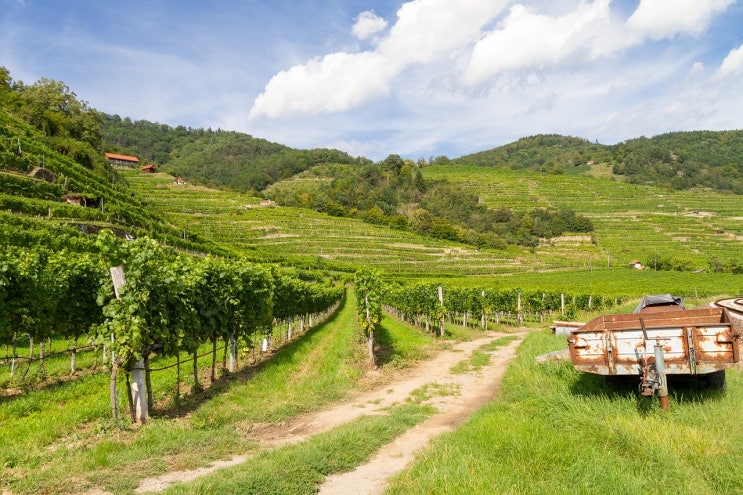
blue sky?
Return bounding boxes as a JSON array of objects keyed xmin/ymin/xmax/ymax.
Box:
[{"xmin": 2, "ymin": 0, "xmax": 743, "ymax": 161}]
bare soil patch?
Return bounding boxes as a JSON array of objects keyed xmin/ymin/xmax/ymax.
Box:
[{"xmin": 134, "ymin": 331, "xmax": 527, "ymax": 494}]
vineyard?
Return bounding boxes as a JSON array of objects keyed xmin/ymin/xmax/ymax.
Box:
[
  {"xmin": 0, "ymin": 230, "xmax": 343, "ymax": 422},
  {"xmin": 422, "ymin": 164, "xmax": 743, "ymax": 271},
  {"xmin": 2, "ymin": 85, "xmax": 743, "ymax": 494},
  {"xmin": 0, "ymin": 112, "xmax": 229, "ymax": 257},
  {"xmin": 383, "ymin": 283, "xmax": 620, "ymax": 335}
]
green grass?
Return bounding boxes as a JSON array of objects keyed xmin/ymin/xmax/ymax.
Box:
[
  {"xmin": 479, "ymin": 335, "xmax": 520, "ymax": 352},
  {"xmin": 374, "ymin": 314, "xmax": 438, "ymax": 369},
  {"xmin": 164, "ymin": 404, "xmax": 434, "ymax": 495},
  {"xmin": 189, "ymin": 293, "xmax": 363, "ymax": 428},
  {"xmin": 406, "ymin": 383, "xmax": 461, "ymax": 404},
  {"xmin": 451, "ymin": 335, "xmax": 520, "ymax": 374},
  {"xmin": 450, "ymin": 349, "xmax": 490, "ymax": 374},
  {"xmin": 386, "ymin": 330, "xmax": 743, "ymax": 495},
  {"xmin": 0, "ymin": 290, "xmax": 449, "ymax": 494}
]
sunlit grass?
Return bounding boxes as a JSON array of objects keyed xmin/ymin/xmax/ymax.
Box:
[
  {"xmin": 0, "ymin": 290, "xmax": 456, "ymax": 494},
  {"xmin": 164, "ymin": 404, "xmax": 434, "ymax": 495},
  {"xmin": 386, "ymin": 330, "xmax": 743, "ymax": 495}
]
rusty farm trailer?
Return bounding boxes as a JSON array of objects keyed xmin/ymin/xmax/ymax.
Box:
[{"xmin": 567, "ymin": 303, "xmax": 740, "ymax": 409}]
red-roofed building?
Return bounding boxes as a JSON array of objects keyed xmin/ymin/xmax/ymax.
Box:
[
  {"xmin": 141, "ymin": 164, "xmax": 157, "ymax": 173},
  {"xmin": 105, "ymin": 152, "xmax": 140, "ymax": 165}
]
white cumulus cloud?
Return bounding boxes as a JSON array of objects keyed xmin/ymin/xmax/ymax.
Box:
[
  {"xmin": 627, "ymin": 0, "xmax": 735, "ymax": 39},
  {"xmin": 352, "ymin": 11, "xmax": 387, "ymax": 40},
  {"xmin": 249, "ymin": 0, "xmax": 508, "ymax": 120},
  {"xmin": 716, "ymin": 43, "xmax": 743, "ymax": 78},
  {"xmin": 378, "ymin": 0, "xmax": 508, "ymax": 65},
  {"xmin": 248, "ymin": 51, "xmax": 396, "ymax": 118},
  {"xmin": 461, "ymin": 0, "xmax": 632, "ymax": 86}
]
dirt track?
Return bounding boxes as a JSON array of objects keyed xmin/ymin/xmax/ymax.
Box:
[{"xmin": 134, "ymin": 331, "xmax": 526, "ymax": 494}]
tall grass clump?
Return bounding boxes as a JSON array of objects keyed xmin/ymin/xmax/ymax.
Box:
[{"xmin": 387, "ymin": 330, "xmax": 742, "ymax": 495}]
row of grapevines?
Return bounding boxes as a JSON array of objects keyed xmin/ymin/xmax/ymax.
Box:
[
  {"xmin": 0, "ymin": 211, "xmax": 98, "ymax": 252},
  {"xmin": 384, "ymin": 283, "xmax": 622, "ymax": 330},
  {"xmin": 2, "ymin": 113, "xmax": 223, "ymax": 255},
  {"xmin": 0, "ymin": 171, "xmax": 63, "ymax": 200},
  {"xmin": 0, "ymin": 246, "xmax": 104, "ymax": 377},
  {"xmin": 1, "ymin": 230, "xmax": 343, "ymax": 417}
]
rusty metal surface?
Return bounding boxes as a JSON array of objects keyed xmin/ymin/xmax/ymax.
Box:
[{"xmin": 567, "ymin": 307, "xmax": 741, "ymax": 376}]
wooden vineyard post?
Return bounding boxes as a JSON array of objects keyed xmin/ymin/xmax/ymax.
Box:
[
  {"xmin": 109, "ymin": 266, "xmax": 148, "ymax": 423},
  {"xmin": 131, "ymin": 358, "xmax": 147, "ymax": 423},
  {"xmin": 228, "ymin": 333, "xmax": 236, "ymax": 372},
  {"xmin": 481, "ymin": 290, "xmax": 486, "ymax": 329},
  {"xmin": 438, "ymin": 286, "xmax": 445, "ymax": 337},
  {"xmin": 365, "ymin": 294, "xmax": 376, "ymax": 368},
  {"xmin": 517, "ymin": 292, "xmax": 523, "ymax": 326},
  {"xmin": 561, "ymin": 293, "xmax": 566, "ymax": 315}
]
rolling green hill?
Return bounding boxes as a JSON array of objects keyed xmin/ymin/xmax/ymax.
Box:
[
  {"xmin": 451, "ymin": 131, "xmax": 743, "ymax": 193},
  {"xmin": 100, "ymin": 114, "xmax": 362, "ymax": 193},
  {"xmin": 451, "ymin": 134, "xmax": 610, "ymax": 172},
  {"xmin": 118, "ymin": 167, "xmax": 743, "ymax": 297},
  {"xmin": 3, "ymin": 67, "xmax": 743, "ymax": 295}
]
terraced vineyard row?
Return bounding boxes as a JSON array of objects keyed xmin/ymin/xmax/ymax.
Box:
[
  {"xmin": 423, "ymin": 165, "xmax": 743, "ymax": 267},
  {"xmin": 423, "ymin": 165, "xmax": 675, "ymax": 213},
  {"xmin": 120, "ymin": 168, "xmax": 743, "ymax": 295},
  {"xmin": 122, "ymin": 170, "xmax": 605, "ymax": 277}
]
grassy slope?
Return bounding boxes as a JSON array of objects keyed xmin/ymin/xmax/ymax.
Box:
[
  {"xmin": 120, "ymin": 170, "xmax": 546, "ymax": 277},
  {"xmin": 387, "ymin": 330, "xmax": 743, "ymax": 495}
]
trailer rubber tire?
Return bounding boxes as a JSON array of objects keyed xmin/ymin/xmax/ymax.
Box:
[{"xmin": 705, "ymin": 370, "xmax": 726, "ymax": 391}]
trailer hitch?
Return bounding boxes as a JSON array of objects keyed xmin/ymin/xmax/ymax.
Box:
[{"xmin": 639, "ymin": 341, "xmax": 670, "ymax": 410}]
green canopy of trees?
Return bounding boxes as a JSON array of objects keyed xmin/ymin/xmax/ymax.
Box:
[
  {"xmin": 453, "ymin": 132, "xmax": 743, "ymax": 193},
  {"xmin": 266, "ymin": 154, "xmax": 593, "ymax": 248},
  {"xmin": 100, "ymin": 114, "xmax": 361, "ymax": 193}
]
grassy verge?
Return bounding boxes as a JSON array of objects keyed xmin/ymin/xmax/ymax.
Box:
[
  {"xmin": 387, "ymin": 330, "xmax": 742, "ymax": 495},
  {"xmin": 164, "ymin": 403, "xmax": 434, "ymax": 495},
  {"xmin": 374, "ymin": 313, "xmax": 438, "ymax": 370}
]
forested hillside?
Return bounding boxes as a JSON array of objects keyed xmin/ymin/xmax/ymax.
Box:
[
  {"xmin": 101, "ymin": 114, "xmax": 361, "ymax": 192},
  {"xmin": 265, "ymin": 155, "xmax": 593, "ymax": 249},
  {"xmin": 612, "ymin": 131, "xmax": 743, "ymax": 192},
  {"xmin": 451, "ymin": 134, "xmax": 611, "ymax": 173},
  {"xmin": 453, "ymin": 131, "xmax": 743, "ymax": 193}
]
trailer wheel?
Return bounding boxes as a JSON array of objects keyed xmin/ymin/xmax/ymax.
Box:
[{"xmin": 705, "ymin": 370, "xmax": 726, "ymax": 391}]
